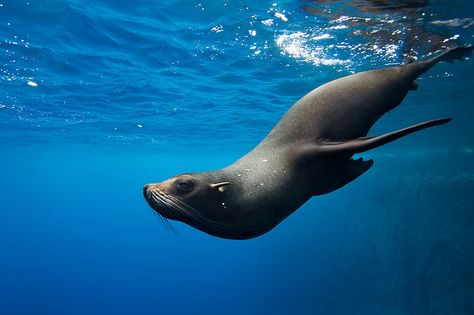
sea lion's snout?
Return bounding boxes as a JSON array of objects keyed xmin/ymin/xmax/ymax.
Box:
[
  {"xmin": 143, "ymin": 184, "xmax": 150, "ymax": 196},
  {"xmin": 143, "ymin": 183, "xmax": 179, "ymax": 220},
  {"xmin": 142, "ymin": 183, "xmax": 160, "ymax": 207}
]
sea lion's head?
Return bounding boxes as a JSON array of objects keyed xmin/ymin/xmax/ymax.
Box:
[{"xmin": 144, "ymin": 172, "xmax": 248, "ymax": 239}]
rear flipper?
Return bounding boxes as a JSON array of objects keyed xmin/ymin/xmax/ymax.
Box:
[
  {"xmin": 299, "ymin": 118, "xmax": 451, "ymax": 158},
  {"xmin": 303, "ymin": 118, "xmax": 450, "ymax": 195},
  {"xmin": 432, "ymin": 46, "xmax": 473, "ymax": 63},
  {"xmin": 410, "ymin": 46, "xmax": 473, "ymax": 77}
]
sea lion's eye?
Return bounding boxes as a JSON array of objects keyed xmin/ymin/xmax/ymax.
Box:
[{"xmin": 176, "ymin": 181, "xmax": 194, "ymax": 193}]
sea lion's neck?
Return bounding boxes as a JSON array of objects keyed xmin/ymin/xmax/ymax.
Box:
[{"xmin": 220, "ymin": 147, "xmax": 311, "ymax": 235}]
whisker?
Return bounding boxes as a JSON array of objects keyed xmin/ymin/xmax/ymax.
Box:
[
  {"xmin": 151, "ymin": 206, "xmax": 167, "ymax": 229},
  {"xmin": 153, "ymin": 190, "xmax": 200, "ymax": 223},
  {"xmin": 158, "ymin": 189, "xmax": 235, "ymax": 229},
  {"xmin": 151, "ymin": 189, "xmax": 236, "ymax": 233},
  {"xmin": 159, "ymin": 193, "xmax": 204, "ymax": 224},
  {"xmin": 150, "ymin": 192, "xmax": 179, "ymax": 235},
  {"xmin": 163, "ymin": 217, "xmax": 178, "ymax": 235}
]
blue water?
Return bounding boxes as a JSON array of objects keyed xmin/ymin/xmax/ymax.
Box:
[{"xmin": 1, "ymin": 1, "xmax": 473, "ymax": 314}]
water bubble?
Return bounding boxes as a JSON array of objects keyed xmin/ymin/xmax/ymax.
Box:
[
  {"xmin": 261, "ymin": 19, "xmax": 275, "ymax": 27},
  {"xmin": 211, "ymin": 25, "xmax": 224, "ymax": 33},
  {"xmin": 274, "ymin": 12, "xmax": 288, "ymax": 22}
]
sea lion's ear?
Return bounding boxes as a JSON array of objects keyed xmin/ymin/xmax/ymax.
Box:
[{"xmin": 210, "ymin": 182, "xmax": 231, "ymax": 192}]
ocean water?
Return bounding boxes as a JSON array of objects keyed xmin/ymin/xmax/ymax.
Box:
[{"xmin": 1, "ymin": 1, "xmax": 473, "ymax": 314}]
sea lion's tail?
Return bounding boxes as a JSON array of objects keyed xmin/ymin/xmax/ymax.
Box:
[{"xmin": 410, "ymin": 45, "xmax": 473, "ymax": 77}]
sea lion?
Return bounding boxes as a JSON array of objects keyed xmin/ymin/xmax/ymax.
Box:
[{"xmin": 143, "ymin": 46, "xmax": 472, "ymax": 240}]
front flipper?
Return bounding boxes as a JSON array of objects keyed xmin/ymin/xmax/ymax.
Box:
[
  {"xmin": 311, "ymin": 118, "xmax": 451, "ymax": 156},
  {"xmin": 312, "ymin": 157, "xmax": 374, "ymax": 196}
]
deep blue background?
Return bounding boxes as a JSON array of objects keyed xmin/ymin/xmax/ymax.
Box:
[{"xmin": 1, "ymin": 1, "xmax": 473, "ymax": 314}]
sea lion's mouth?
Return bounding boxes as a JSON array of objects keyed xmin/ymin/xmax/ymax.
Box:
[
  {"xmin": 144, "ymin": 187, "xmax": 181, "ymax": 221},
  {"xmin": 144, "ymin": 187, "xmax": 237, "ymax": 233}
]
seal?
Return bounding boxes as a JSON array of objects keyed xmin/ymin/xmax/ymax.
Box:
[{"xmin": 143, "ymin": 46, "xmax": 472, "ymax": 240}]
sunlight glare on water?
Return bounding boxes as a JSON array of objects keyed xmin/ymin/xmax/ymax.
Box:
[{"xmin": 0, "ymin": 0, "xmax": 472, "ymax": 149}]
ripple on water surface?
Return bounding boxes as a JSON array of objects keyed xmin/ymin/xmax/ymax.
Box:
[{"xmin": 0, "ymin": 0, "xmax": 472, "ymax": 149}]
